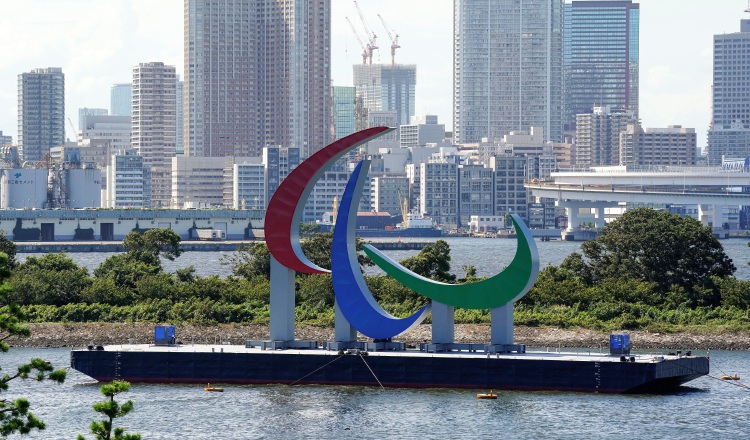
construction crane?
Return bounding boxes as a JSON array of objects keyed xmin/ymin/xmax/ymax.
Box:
[
  {"xmin": 346, "ymin": 17, "xmax": 369, "ymax": 65},
  {"xmin": 353, "ymin": 0, "xmax": 378, "ymax": 64},
  {"xmin": 378, "ymin": 14, "xmax": 400, "ymax": 65},
  {"xmin": 67, "ymin": 117, "xmax": 78, "ymax": 143}
]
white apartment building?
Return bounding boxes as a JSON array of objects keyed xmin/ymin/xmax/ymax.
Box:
[
  {"xmin": 233, "ymin": 160, "xmax": 266, "ymax": 210},
  {"xmin": 132, "ymin": 62, "xmax": 176, "ymax": 208},
  {"xmin": 106, "ymin": 149, "xmax": 151, "ymax": 208}
]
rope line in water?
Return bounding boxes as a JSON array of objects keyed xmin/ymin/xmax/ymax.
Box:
[
  {"xmin": 289, "ymin": 354, "xmax": 345, "ymax": 386},
  {"xmin": 359, "ymin": 353, "xmax": 385, "ymax": 389},
  {"xmin": 706, "ymin": 358, "xmax": 749, "ymax": 390}
]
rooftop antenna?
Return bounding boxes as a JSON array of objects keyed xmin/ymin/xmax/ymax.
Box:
[{"xmin": 746, "ymin": 0, "xmax": 750, "ymax": 13}]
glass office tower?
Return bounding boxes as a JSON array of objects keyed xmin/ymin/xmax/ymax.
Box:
[{"xmin": 563, "ymin": 1, "xmax": 639, "ymax": 131}]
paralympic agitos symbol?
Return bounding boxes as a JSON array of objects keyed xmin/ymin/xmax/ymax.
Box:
[{"xmin": 265, "ymin": 127, "xmax": 539, "ymax": 339}]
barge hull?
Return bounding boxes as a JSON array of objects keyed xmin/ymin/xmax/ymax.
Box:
[{"xmin": 70, "ymin": 348, "xmax": 708, "ymax": 394}]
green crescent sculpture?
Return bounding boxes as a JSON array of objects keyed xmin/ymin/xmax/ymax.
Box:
[{"xmin": 362, "ymin": 214, "xmax": 540, "ymax": 309}]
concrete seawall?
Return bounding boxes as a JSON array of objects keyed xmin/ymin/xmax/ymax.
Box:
[{"xmin": 15, "ymin": 240, "xmax": 429, "ymax": 253}]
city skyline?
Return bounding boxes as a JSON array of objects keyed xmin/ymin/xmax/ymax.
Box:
[{"xmin": 0, "ymin": 0, "xmax": 746, "ymax": 149}]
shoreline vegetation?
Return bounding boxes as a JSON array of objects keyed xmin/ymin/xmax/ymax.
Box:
[
  {"xmin": 9, "ymin": 323, "xmax": 750, "ymax": 351},
  {"xmin": 3, "ymin": 210, "xmax": 750, "ymax": 352}
]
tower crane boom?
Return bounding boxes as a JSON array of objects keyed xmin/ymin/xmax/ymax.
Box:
[
  {"xmin": 377, "ymin": 14, "xmax": 400, "ymax": 65},
  {"xmin": 346, "ymin": 17, "xmax": 368, "ymax": 65},
  {"xmin": 353, "ymin": 0, "xmax": 378, "ymax": 64}
]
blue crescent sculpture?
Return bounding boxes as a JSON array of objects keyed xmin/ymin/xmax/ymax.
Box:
[{"xmin": 331, "ymin": 160, "xmax": 431, "ymax": 339}]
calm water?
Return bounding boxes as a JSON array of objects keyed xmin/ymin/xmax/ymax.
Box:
[
  {"xmin": 2, "ymin": 347, "xmax": 748, "ymax": 439},
  {"xmin": 18, "ymin": 236, "xmax": 750, "ymax": 280}
]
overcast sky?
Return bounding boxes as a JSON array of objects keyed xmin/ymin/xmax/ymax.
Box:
[{"xmin": 0, "ymin": 0, "xmax": 747, "ymax": 148}]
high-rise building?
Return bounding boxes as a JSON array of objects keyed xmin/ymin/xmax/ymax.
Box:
[
  {"xmin": 453, "ymin": 0, "xmax": 563, "ymax": 144},
  {"xmin": 110, "ymin": 83, "xmax": 132, "ymax": 116},
  {"xmin": 333, "ymin": 86, "xmax": 356, "ymax": 140},
  {"xmin": 184, "ymin": 0, "xmax": 332, "ymax": 159},
  {"xmin": 131, "ymin": 62, "xmax": 176, "ymax": 208},
  {"xmin": 171, "ymin": 156, "xmax": 226, "ymax": 208},
  {"xmin": 176, "ymin": 77, "xmax": 184, "ymax": 155},
  {"xmin": 457, "ymin": 164, "xmax": 493, "ymax": 227},
  {"xmin": 563, "ymin": 1, "xmax": 639, "ymax": 131},
  {"xmin": 18, "ymin": 67, "xmax": 65, "ymax": 162},
  {"xmin": 575, "ymin": 106, "xmax": 636, "ymax": 166},
  {"xmin": 707, "ymin": 14, "xmax": 750, "ymax": 165},
  {"xmin": 353, "ymin": 64, "xmax": 416, "ymax": 128}
]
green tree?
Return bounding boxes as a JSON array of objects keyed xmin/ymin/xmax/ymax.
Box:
[
  {"xmin": 399, "ymin": 240, "xmax": 456, "ymax": 282},
  {"xmin": 223, "ymin": 242, "xmax": 272, "ymax": 280},
  {"xmin": 224, "ymin": 233, "xmax": 372, "ymax": 280},
  {"xmin": 94, "ymin": 254, "xmax": 161, "ymax": 290},
  {"xmin": 299, "ymin": 222, "xmax": 321, "ymax": 237},
  {"xmin": 0, "ymin": 235, "xmax": 17, "ymax": 268},
  {"xmin": 123, "ymin": 229, "xmax": 183, "ymax": 266},
  {"xmin": 0, "ymin": 252, "xmax": 67, "ymax": 436},
  {"xmin": 81, "ymin": 278, "xmax": 134, "ymax": 306},
  {"xmin": 300, "ymin": 232, "xmax": 373, "ymax": 272},
  {"xmin": 579, "ymin": 208, "xmax": 735, "ymax": 300},
  {"xmin": 8, "ymin": 252, "xmax": 92, "ymax": 306},
  {"xmin": 296, "ymin": 273, "xmax": 334, "ymax": 308},
  {"xmin": 77, "ymin": 380, "xmax": 141, "ymax": 440}
]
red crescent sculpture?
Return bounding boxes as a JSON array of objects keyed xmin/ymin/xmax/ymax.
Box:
[{"xmin": 264, "ymin": 127, "xmax": 393, "ymax": 274}]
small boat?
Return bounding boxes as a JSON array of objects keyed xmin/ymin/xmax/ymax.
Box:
[
  {"xmin": 476, "ymin": 391, "xmax": 497, "ymax": 399},
  {"xmin": 720, "ymin": 374, "xmax": 740, "ymax": 381},
  {"xmin": 204, "ymin": 383, "xmax": 224, "ymax": 392}
]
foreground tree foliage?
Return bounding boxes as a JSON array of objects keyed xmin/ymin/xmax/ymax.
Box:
[
  {"xmin": 77, "ymin": 380, "xmax": 140, "ymax": 440},
  {"xmin": 0, "ymin": 252, "xmax": 66, "ymax": 437}
]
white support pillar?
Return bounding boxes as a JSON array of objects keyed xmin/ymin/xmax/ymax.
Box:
[
  {"xmin": 566, "ymin": 204, "xmax": 579, "ymax": 233},
  {"xmin": 334, "ymin": 302, "xmax": 357, "ymax": 342},
  {"xmin": 431, "ymin": 301, "xmax": 455, "ymax": 344},
  {"xmin": 490, "ymin": 303, "xmax": 514, "ymax": 345},
  {"xmin": 269, "ymin": 256, "xmax": 295, "ymax": 341},
  {"xmin": 595, "ymin": 206, "xmax": 606, "ymax": 230}
]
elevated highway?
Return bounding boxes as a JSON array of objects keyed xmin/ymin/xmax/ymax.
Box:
[{"xmin": 526, "ymin": 166, "xmax": 750, "ymax": 239}]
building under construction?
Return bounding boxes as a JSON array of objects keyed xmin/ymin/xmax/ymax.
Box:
[{"xmin": 353, "ymin": 64, "xmax": 416, "ymax": 128}]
